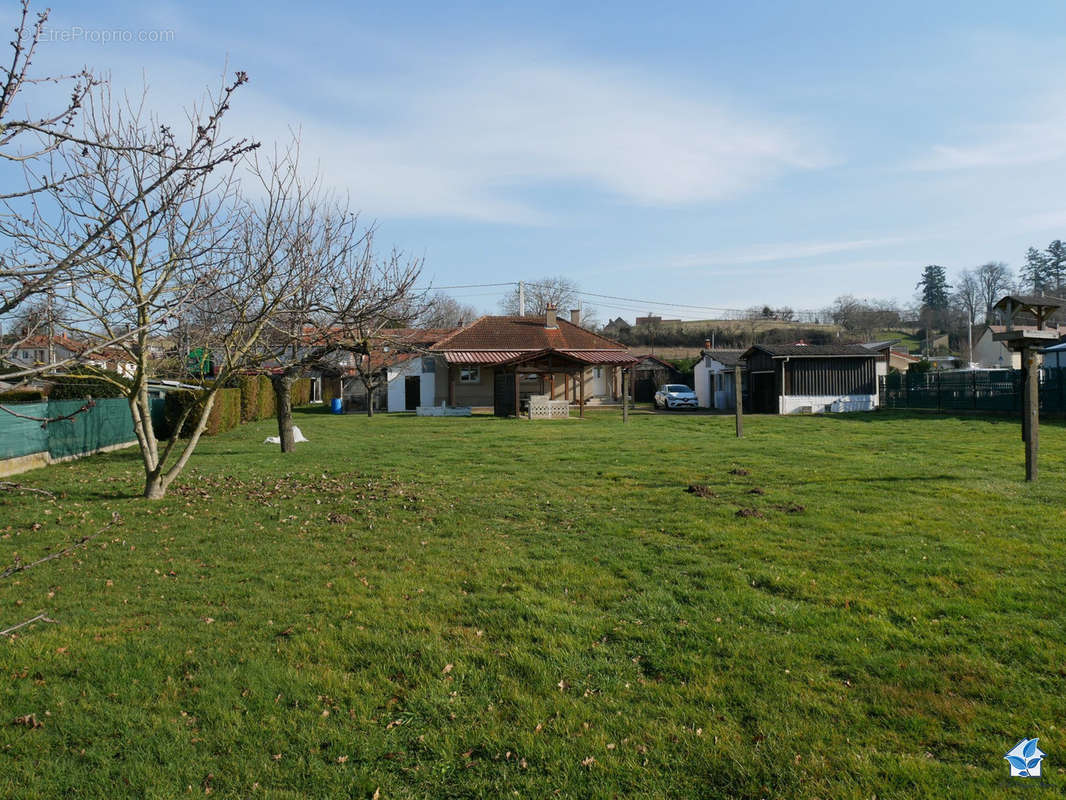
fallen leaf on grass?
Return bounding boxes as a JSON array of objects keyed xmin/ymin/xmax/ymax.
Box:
[
  {"xmin": 13, "ymin": 714, "xmax": 42, "ymax": 729},
  {"xmin": 442, "ymin": 663, "xmax": 453, "ymax": 675},
  {"xmin": 581, "ymin": 756, "xmax": 596, "ymax": 768}
]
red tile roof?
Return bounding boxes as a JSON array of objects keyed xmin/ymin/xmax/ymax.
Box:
[{"xmin": 431, "ymin": 316, "xmax": 628, "ymax": 352}]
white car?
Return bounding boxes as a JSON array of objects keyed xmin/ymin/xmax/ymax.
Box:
[{"xmin": 654, "ymin": 384, "xmax": 697, "ymax": 410}]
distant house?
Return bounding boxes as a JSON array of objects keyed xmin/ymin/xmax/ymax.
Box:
[
  {"xmin": 862, "ymin": 340, "xmax": 921, "ymax": 378},
  {"xmin": 601, "ymin": 317, "xmax": 632, "ymax": 338},
  {"xmin": 693, "ymin": 350, "xmax": 745, "ymax": 409},
  {"xmin": 336, "ymin": 328, "xmax": 454, "ymax": 413},
  {"xmin": 631, "ymin": 355, "xmax": 682, "ymax": 403},
  {"xmin": 741, "ymin": 344, "xmax": 879, "ymax": 414},
  {"xmin": 973, "ymin": 325, "xmax": 1059, "ymax": 369},
  {"xmin": 8, "ymin": 334, "xmax": 135, "ymax": 377},
  {"xmin": 429, "ymin": 306, "xmax": 637, "ymax": 416}
]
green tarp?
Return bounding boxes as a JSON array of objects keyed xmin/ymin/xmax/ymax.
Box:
[{"xmin": 0, "ymin": 397, "xmax": 139, "ymax": 462}]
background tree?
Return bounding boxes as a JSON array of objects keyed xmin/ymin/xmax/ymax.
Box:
[
  {"xmin": 952, "ymin": 269, "xmax": 980, "ymax": 360},
  {"xmin": 499, "ymin": 276, "xmax": 594, "ymax": 324},
  {"xmin": 916, "ymin": 265, "xmax": 951, "ymax": 311},
  {"xmin": 244, "ymin": 146, "xmax": 422, "ymax": 447},
  {"xmin": 1044, "ymin": 240, "xmax": 1066, "ymax": 292},
  {"xmin": 1022, "ymin": 247, "xmax": 1051, "ymax": 294},
  {"xmin": 415, "ymin": 292, "xmax": 479, "ymax": 329},
  {"xmin": 975, "ymin": 261, "xmax": 1012, "ymax": 322}
]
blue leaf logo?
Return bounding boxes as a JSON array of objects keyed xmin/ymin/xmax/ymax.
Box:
[{"xmin": 1005, "ymin": 738, "xmax": 1045, "ymax": 778}]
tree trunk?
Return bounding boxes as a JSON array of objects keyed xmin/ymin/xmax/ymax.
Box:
[
  {"xmin": 143, "ymin": 474, "xmax": 166, "ymax": 499},
  {"xmin": 272, "ymin": 373, "xmax": 296, "ymax": 453},
  {"xmin": 366, "ymin": 390, "xmax": 374, "ymax": 417}
]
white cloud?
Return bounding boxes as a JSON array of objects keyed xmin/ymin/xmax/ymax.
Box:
[
  {"xmin": 671, "ymin": 236, "xmax": 907, "ymax": 269},
  {"xmin": 909, "ymin": 94, "xmax": 1066, "ymax": 172},
  {"xmin": 35, "ymin": 40, "xmax": 826, "ymax": 223}
]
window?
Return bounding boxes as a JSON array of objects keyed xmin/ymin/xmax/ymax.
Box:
[
  {"xmin": 459, "ymin": 367, "xmax": 480, "ymax": 383},
  {"xmin": 422, "ymin": 357, "xmax": 436, "ymax": 373}
]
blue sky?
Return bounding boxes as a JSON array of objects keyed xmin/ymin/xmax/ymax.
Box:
[{"xmin": 21, "ymin": 0, "xmax": 1066, "ymax": 319}]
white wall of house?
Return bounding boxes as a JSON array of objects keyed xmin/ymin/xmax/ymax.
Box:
[
  {"xmin": 973, "ymin": 331, "xmax": 1021, "ymax": 369},
  {"xmin": 385, "ymin": 357, "xmax": 438, "ymax": 411},
  {"xmin": 693, "ymin": 360, "xmax": 711, "ymax": 408},
  {"xmin": 694, "ymin": 356, "xmax": 739, "ymax": 409},
  {"xmin": 779, "ymin": 393, "xmax": 877, "ymax": 414}
]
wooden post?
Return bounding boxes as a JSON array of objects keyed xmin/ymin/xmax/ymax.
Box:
[
  {"xmin": 1025, "ymin": 347, "xmax": 1039, "ymax": 481},
  {"xmin": 579, "ymin": 368, "xmax": 585, "ymax": 418},
  {"xmin": 1021, "ymin": 357, "xmax": 1030, "ymax": 443},
  {"xmin": 622, "ymin": 368, "xmax": 629, "ymax": 424},
  {"xmin": 734, "ymin": 365, "xmax": 743, "ymax": 438},
  {"xmin": 514, "ymin": 369, "xmax": 521, "ymax": 419}
]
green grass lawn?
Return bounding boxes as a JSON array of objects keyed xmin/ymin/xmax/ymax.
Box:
[{"xmin": 2, "ymin": 409, "xmax": 1064, "ymax": 798}]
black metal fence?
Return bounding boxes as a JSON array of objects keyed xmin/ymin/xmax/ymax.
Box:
[{"xmin": 880, "ymin": 369, "xmax": 1066, "ymax": 414}]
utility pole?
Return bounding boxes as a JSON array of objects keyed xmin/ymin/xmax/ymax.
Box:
[
  {"xmin": 518, "ymin": 281, "xmax": 525, "ymax": 317},
  {"xmin": 734, "ymin": 365, "xmax": 743, "ymax": 438}
]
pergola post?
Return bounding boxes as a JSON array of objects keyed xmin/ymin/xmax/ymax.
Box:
[
  {"xmin": 564, "ymin": 373, "xmax": 569, "ymax": 402},
  {"xmin": 579, "ymin": 369, "xmax": 585, "ymax": 417},
  {"xmin": 448, "ymin": 365, "xmax": 455, "ymax": 406},
  {"xmin": 622, "ymin": 368, "xmax": 629, "ymax": 424},
  {"xmin": 514, "ymin": 369, "xmax": 521, "ymax": 419}
]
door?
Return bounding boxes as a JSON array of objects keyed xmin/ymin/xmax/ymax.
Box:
[
  {"xmin": 635, "ymin": 376, "xmax": 656, "ymax": 403},
  {"xmin": 405, "ymin": 376, "xmax": 420, "ymax": 411},
  {"xmin": 749, "ymin": 373, "xmax": 777, "ymax": 414},
  {"xmin": 493, "ymin": 370, "xmax": 516, "ymax": 417}
]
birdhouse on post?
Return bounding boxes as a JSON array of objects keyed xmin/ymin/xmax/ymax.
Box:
[{"xmin": 991, "ymin": 294, "xmax": 1063, "ymax": 481}]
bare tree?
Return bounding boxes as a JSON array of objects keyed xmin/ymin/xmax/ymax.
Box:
[
  {"xmin": 953, "ymin": 269, "xmax": 980, "ymax": 361},
  {"xmin": 10, "ymin": 75, "xmax": 268, "ymax": 498},
  {"xmin": 975, "ymin": 261, "xmax": 1013, "ymax": 323},
  {"xmin": 499, "ymin": 276, "xmax": 594, "ymax": 324},
  {"xmin": 415, "ymin": 292, "xmax": 478, "ymax": 329},
  {"xmin": 240, "ymin": 146, "xmax": 422, "ymax": 448},
  {"xmin": 0, "ymin": 16, "xmax": 255, "ymax": 389}
]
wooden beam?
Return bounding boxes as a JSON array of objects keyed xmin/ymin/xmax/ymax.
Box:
[
  {"xmin": 579, "ymin": 368, "xmax": 585, "ymax": 417},
  {"xmin": 514, "ymin": 369, "xmax": 521, "ymax": 419},
  {"xmin": 564, "ymin": 373, "xmax": 569, "ymax": 402},
  {"xmin": 622, "ymin": 368, "xmax": 629, "ymax": 424},
  {"xmin": 1025, "ymin": 347, "xmax": 1039, "ymax": 481},
  {"xmin": 734, "ymin": 365, "xmax": 743, "ymax": 438}
]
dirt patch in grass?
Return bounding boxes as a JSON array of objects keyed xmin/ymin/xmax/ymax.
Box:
[
  {"xmin": 735, "ymin": 507, "xmax": 765, "ymax": 519},
  {"xmin": 774, "ymin": 502, "xmax": 806, "ymax": 514},
  {"xmin": 747, "ymin": 487, "xmax": 765, "ymax": 495},
  {"xmin": 729, "ymin": 467, "xmax": 750, "ymax": 476},
  {"xmin": 686, "ymin": 484, "xmax": 717, "ymax": 498}
]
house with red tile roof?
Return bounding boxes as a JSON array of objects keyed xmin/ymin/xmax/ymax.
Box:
[{"xmin": 429, "ymin": 306, "xmax": 637, "ymax": 416}]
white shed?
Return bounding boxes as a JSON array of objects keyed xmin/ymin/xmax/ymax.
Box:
[{"xmin": 693, "ymin": 350, "xmax": 744, "ymax": 409}]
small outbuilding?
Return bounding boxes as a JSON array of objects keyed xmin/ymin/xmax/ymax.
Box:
[
  {"xmin": 631, "ymin": 355, "xmax": 682, "ymax": 403},
  {"xmin": 741, "ymin": 343, "xmax": 879, "ymax": 414},
  {"xmin": 693, "ymin": 349, "xmax": 745, "ymax": 409}
]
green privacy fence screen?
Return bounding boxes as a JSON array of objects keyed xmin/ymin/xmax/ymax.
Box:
[
  {"xmin": 0, "ymin": 397, "xmax": 150, "ymax": 461},
  {"xmin": 880, "ymin": 369, "xmax": 1066, "ymax": 415}
]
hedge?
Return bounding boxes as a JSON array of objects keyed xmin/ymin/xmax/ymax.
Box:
[
  {"xmin": 49, "ymin": 368, "xmax": 131, "ymax": 399},
  {"xmin": 0, "ymin": 389, "xmax": 45, "ymax": 402},
  {"xmin": 238, "ymin": 374, "xmax": 276, "ymax": 423},
  {"xmin": 159, "ymin": 387, "xmax": 242, "ymax": 439},
  {"xmin": 154, "ymin": 375, "xmax": 314, "ymax": 439}
]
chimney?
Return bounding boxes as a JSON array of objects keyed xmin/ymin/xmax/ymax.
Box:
[
  {"xmin": 704, "ymin": 338, "xmax": 711, "ymax": 350},
  {"xmin": 545, "ymin": 303, "xmax": 558, "ymax": 329},
  {"xmin": 570, "ymin": 309, "xmax": 581, "ymax": 326}
]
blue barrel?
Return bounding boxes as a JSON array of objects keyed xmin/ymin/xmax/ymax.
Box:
[{"xmin": 330, "ymin": 397, "xmax": 343, "ymax": 414}]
